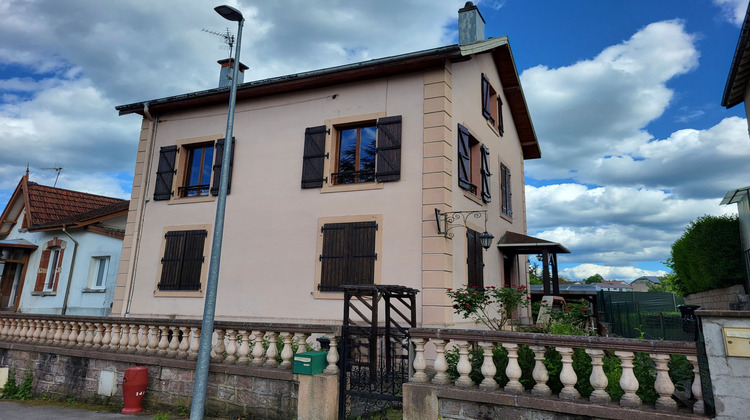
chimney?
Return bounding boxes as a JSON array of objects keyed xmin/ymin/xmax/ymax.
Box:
[
  {"xmin": 217, "ymin": 58, "xmax": 249, "ymax": 88},
  {"xmin": 458, "ymin": 1, "xmax": 485, "ymax": 44}
]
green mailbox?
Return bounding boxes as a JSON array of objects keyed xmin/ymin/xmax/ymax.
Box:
[{"xmin": 293, "ymin": 351, "xmax": 327, "ymax": 375}]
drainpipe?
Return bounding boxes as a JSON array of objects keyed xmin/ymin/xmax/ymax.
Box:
[{"xmin": 61, "ymin": 225, "xmax": 79, "ymax": 315}]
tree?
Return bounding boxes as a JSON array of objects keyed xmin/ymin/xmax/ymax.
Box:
[
  {"xmin": 529, "ymin": 260, "xmax": 542, "ymax": 285},
  {"xmin": 668, "ymin": 214, "xmax": 745, "ymax": 295},
  {"xmin": 583, "ymin": 273, "xmax": 604, "ymax": 284},
  {"xmin": 646, "ymin": 272, "xmax": 684, "ymax": 296}
]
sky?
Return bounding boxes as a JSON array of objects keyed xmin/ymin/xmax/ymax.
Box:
[{"xmin": 0, "ymin": 0, "xmax": 748, "ymax": 281}]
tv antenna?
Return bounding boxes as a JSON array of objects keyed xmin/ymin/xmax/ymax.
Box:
[
  {"xmin": 202, "ymin": 28, "xmax": 235, "ymax": 58},
  {"xmin": 42, "ymin": 166, "xmax": 63, "ymax": 187}
]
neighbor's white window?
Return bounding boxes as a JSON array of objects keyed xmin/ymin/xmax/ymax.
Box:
[
  {"xmin": 89, "ymin": 256, "xmax": 110, "ymax": 289},
  {"xmin": 43, "ymin": 247, "xmax": 61, "ymax": 292}
]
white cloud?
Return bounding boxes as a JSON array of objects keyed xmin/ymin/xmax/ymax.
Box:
[
  {"xmin": 559, "ymin": 264, "xmax": 667, "ymax": 282},
  {"xmin": 713, "ymin": 0, "xmax": 748, "ymax": 26}
]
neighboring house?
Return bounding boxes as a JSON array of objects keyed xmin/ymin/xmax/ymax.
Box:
[
  {"xmin": 0, "ymin": 174, "xmax": 128, "ymax": 316},
  {"xmin": 598, "ymin": 280, "xmax": 633, "ymax": 293},
  {"xmin": 630, "ymin": 276, "xmax": 660, "ymax": 292},
  {"xmin": 721, "ymin": 3, "xmax": 750, "ymax": 292},
  {"xmin": 113, "ymin": 3, "xmax": 546, "ymax": 326}
]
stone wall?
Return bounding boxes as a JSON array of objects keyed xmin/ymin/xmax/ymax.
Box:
[
  {"xmin": 684, "ymin": 285, "xmax": 746, "ymax": 310},
  {"xmin": 0, "ymin": 343, "xmax": 298, "ymax": 419}
]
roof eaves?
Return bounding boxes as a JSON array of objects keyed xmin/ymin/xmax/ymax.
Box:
[
  {"xmin": 722, "ymin": 5, "xmax": 750, "ymax": 108},
  {"xmin": 721, "ymin": 185, "xmax": 750, "ymax": 205}
]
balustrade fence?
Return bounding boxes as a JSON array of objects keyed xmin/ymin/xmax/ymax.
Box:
[
  {"xmin": 0, "ymin": 313, "xmax": 340, "ymax": 374},
  {"xmin": 409, "ymin": 328, "xmax": 705, "ymax": 416}
]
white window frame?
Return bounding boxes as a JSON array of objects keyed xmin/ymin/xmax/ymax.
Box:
[
  {"xmin": 88, "ymin": 256, "xmax": 110, "ymax": 290},
  {"xmin": 43, "ymin": 247, "xmax": 61, "ymax": 292}
]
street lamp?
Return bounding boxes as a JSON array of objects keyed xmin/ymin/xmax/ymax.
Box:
[{"xmin": 190, "ymin": 5, "xmax": 244, "ymax": 420}]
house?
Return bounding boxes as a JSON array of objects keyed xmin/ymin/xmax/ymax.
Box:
[
  {"xmin": 113, "ymin": 3, "xmax": 546, "ymax": 327},
  {"xmin": 0, "ymin": 173, "xmax": 128, "ymax": 315},
  {"xmin": 721, "ymin": 3, "xmax": 750, "ymax": 293},
  {"xmin": 629, "ymin": 276, "xmax": 660, "ymax": 292},
  {"xmin": 597, "ymin": 280, "xmax": 632, "ymax": 292}
]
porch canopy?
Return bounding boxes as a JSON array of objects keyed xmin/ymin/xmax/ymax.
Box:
[{"xmin": 496, "ymin": 231, "xmax": 570, "ymax": 296}]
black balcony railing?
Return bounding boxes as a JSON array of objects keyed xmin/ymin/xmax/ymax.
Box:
[
  {"xmin": 178, "ymin": 184, "xmax": 210, "ymax": 197},
  {"xmin": 331, "ymin": 170, "xmax": 375, "ymax": 185}
]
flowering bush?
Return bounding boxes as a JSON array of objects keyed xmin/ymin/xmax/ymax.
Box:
[
  {"xmin": 545, "ymin": 298, "xmax": 593, "ymax": 336},
  {"xmin": 447, "ymin": 285, "xmax": 530, "ymax": 330}
]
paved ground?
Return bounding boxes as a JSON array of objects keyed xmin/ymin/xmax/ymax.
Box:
[{"xmin": 0, "ymin": 400, "xmax": 150, "ymax": 419}]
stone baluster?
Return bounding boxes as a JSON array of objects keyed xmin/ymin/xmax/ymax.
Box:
[
  {"xmin": 479, "ymin": 342, "xmax": 498, "ymax": 390},
  {"xmin": 431, "ymin": 339, "xmax": 450, "ymax": 384},
  {"xmin": 92, "ymin": 323, "xmax": 103, "ymax": 350},
  {"xmin": 455, "ymin": 340, "xmax": 473, "ymax": 388},
  {"xmin": 211, "ymin": 329, "xmax": 226, "ymax": 363},
  {"xmin": 46, "ymin": 320, "xmax": 58, "ymax": 344},
  {"xmin": 294, "ymin": 333, "xmax": 309, "ymax": 354},
  {"xmin": 75, "ymin": 322, "xmax": 87, "ymax": 347},
  {"xmin": 0, "ymin": 318, "xmax": 9, "ymax": 338},
  {"xmin": 279, "ymin": 332, "xmax": 294, "ymax": 370},
  {"xmin": 223, "ymin": 329, "xmax": 237, "ymax": 364},
  {"xmin": 27, "ymin": 320, "xmax": 38, "ymax": 342},
  {"xmin": 101, "ymin": 323, "xmax": 112, "ymax": 350},
  {"xmin": 251, "ymin": 331, "xmax": 265, "ymax": 366},
  {"xmin": 264, "ymin": 331, "xmax": 279, "ymax": 368},
  {"xmin": 411, "ymin": 338, "xmax": 428, "ymax": 383},
  {"xmin": 120, "ymin": 324, "xmax": 131, "ymax": 352},
  {"xmin": 137, "ymin": 325, "xmax": 148, "ymax": 354},
  {"xmin": 324, "ymin": 336, "xmax": 339, "ymax": 374},
  {"xmin": 503, "ymin": 343, "xmax": 524, "ymax": 393},
  {"xmin": 585, "ymin": 349, "xmax": 609, "ymax": 404},
  {"xmin": 615, "ymin": 351, "xmax": 641, "ymax": 408},
  {"xmin": 68, "ymin": 321, "xmax": 79, "ymax": 347},
  {"xmin": 177, "ymin": 326, "xmax": 190, "ymax": 359},
  {"xmin": 157, "ymin": 326, "xmax": 169, "ymax": 356},
  {"xmin": 36, "ymin": 320, "xmax": 48, "ymax": 343},
  {"xmin": 558, "ymin": 347, "xmax": 580, "ymax": 400},
  {"xmin": 17, "ymin": 319, "xmax": 29, "ymax": 342},
  {"xmin": 530, "ymin": 345, "xmax": 551, "ymax": 396},
  {"xmin": 128, "ymin": 324, "xmax": 139, "ymax": 353},
  {"xmin": 59, "ymin": 321, "xmax": 71, "ymax": 346},
  {"xmin": 146, "ymin": 326, "xmax": 158, "ymax": 355},
  {"xmin": 7, "ymin": 319, "xmax": 18, "ymax": 341},
  {"xmin": 236, "ymin": 330, "xmax": 250, "ymax": 364},
  {"xmin": 167, "ymin": 326, "xmax": 180, "ymax": 358},
  {"xmin": 188, "ymin": 327, "xmax": 200, "ymax": 361},
  {"xmin": 652, "ymin": 354, "xmax": 676, "ymax": 411},
  {"xmin": 686, "ymin": 355, "xmax": 704, "ymax": 415},
  {"xmin": 83, "ymin": 322, "xmax": 94, "ymax": 348},
  {"xmin": 110, "ymin": 324, "xmax": 121, "ymax": 351}
]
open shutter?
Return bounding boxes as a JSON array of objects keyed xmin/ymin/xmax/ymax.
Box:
[
  {"xmin": 466, "ymin": 229, "xmax": 484, "ymax": 289},
  {"xmin": 34, "ymin": 249, "xmax": 51, "ymax": 291},
  {"xmin": 497, "ymin": 96, "xmax": 504, "ymax": 136},
  {"xmin": 301, "ymin": 126, "xmax": 328, "ymax": 188},
  {"xmin": 505, "ymin": 166, "xmax": 512, "ymax": 217},
  {"xmin": 501, "ymin": 164, "xmax": 512, "ymax": 217},
  {"xmin": 457, "ymin": 124, "xmax": 472, "ymax": 191},
  {"xmin": 375, "ymin": 115, "xmax": 402, "ymax": 182},
  {"xmin": 319, "ymin": 223, "xmax": 347, "ymax": 291},
  {"xmin": 154, "ymin": 146, "xmax": 178, "ymax": 201},
  {"xmin": 480, "ymin": 144, "xmax": 491, "ymax": 203},
  {"xmin": 349, "ymin": 222, "xmax": 377, "ymax": 286},
  {"xmin": 481, "ymin": 73, "xmax": 492, "ymax": 121},
  {"xmin": 211, "ymin": 138, "xmax": 235, "ymax": 196}
]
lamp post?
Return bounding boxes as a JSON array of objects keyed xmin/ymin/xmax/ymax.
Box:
[{"xmin": 190, "ymin": 5, "xmax": 244, "ymax": 420}]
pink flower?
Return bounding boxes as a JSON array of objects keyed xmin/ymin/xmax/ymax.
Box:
[{"xmin": 447, "ymin": 288, "xmax": 452, "ymax": 291}]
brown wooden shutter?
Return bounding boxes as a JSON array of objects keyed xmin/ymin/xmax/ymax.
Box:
[
  {"xmin": 349, "ymin": 222, "xmax": 377, "ymax": 286},
  {"xmin": 320, "ymin": 223, "xmax": 347, "ymax": 291},
  {"xmin": 301, "ymin": 126, "xmax": 328, "ymax": 188},
  {"xmin": 481, "ymin": 73, "xmax": 492, "ymax": 121},
  {"xmin": 319, "ymin": 221, "xmax": 377, "ymax": 291},
  {"xmin": 497, "ymin": 96, "xmax": 504, "ymax": 136},
  {"xmin": 154, "ymin": 146, "xmax": 178, "ymax": 201},
  {"xmin": 375, "ymin": 115, "xmax": 402, "ymax": 182},
  {"xmin": 457, "ymin": 124, "xmax": 472, "ymax": 191},
  {"xmin": 34, "ymin": 249, "xmax": 51, "ymax": 291},
  {"xmin": 158, "ymin": 230, "xmax": 206, "ymax": 291},
  {"xmin": 501, "ymin": 164, "xmax": 512, "ymax": 217},
  {"xmin": 480, "ymin": 144, "xmax": 491, "ymax": 203},
  {"xmin": 211, "ymin": 138, "xmax": 234, "ymax": 196},
  {"xmin": 467, "ymin": 229, "xmax": 484, "ymax": 289}
]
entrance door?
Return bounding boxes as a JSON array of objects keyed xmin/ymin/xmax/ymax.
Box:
[{"xmin": 0, "ymin": 247, "xmax": 29, "ymax": 311}]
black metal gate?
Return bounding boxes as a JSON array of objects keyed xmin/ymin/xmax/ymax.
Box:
[{"xmin": 338, "ymin": 285, "xmax": 418, "ymax": 419}]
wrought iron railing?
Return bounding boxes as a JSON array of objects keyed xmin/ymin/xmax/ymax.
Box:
[
  {"xmin": 177, "ymin": 184, "xmax": 210, "ymax": 197},
  {"xmin": 331, "ymin": 170, "xmax": 375, "ymax": 185}
]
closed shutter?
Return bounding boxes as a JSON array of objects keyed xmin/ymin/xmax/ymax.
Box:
[
  {"xmin": 480, "ymin": 144, "xmax": 491, "ymax": 203},
  {"xmin": 457, "ymin": 124, "xmax": 472, "ymax": 191},
  {"xmin": 158, "ymin": 230, "xmax": 207, "ymax": 291},
  {"xmin": 501, "ymin": 164, "xmax": 512, "ymax": 217},
  {"xmin": 211, "ymin": 138, "xmax": 235, "ymax": 196},
  {"xmin": 467, "ymin": 229, "xmax": 484, "ymax": 289},
  {"xmin": 154, "ymin": 146, "xmax": 178, "ymax": 200},
  {"xmin": 319, "ymin": 221, "xmax": 377, "ymax": 291},
  {"xmin": 375, "ymin": 116, "xmax": 402, "ymax": 182},
  {"xmin": 301, "ymin": 126, "xmax": 328, "ymax": 188},
  {"xmin": 481, "ymin": 73, "xmax": 492, "ymax": 122}
]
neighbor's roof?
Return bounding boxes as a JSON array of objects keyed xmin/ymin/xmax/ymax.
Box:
[
  {"xmin": 0, "ymin": 175, "xmax": 128, "ymax": 235},
  {"xmin": 721, "ymin": 185, "xmax": 750, "ymax": 205},
  {"xmin": 722, "ymin": 5, "xmax": 750, "ymax": 108},
  {"xmin": 496, "ymin": 231, "xmax": 570, "ymax": 254},
  {"xmin": 116, "ymin": 37, "xmax": 541, "ymax": 159}
]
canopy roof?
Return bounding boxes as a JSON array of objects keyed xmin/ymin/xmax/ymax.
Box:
[{"xmin": 496, "ymin": 231, "xmax": 570, "ymax": 254}]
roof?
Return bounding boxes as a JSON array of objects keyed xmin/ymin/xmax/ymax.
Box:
[
  {"xmin": 116, "ymin": 37, "xmax": 541, "ymax": 159},
  {"xmin": 496, "ymin": 231, "xmax": 570, "ymax": 254},
  {"xmin": 0, "ymin": 175, "xmax": 128, "ymax": 235},
  {"xmin": 722, "ymin": 4, "xmax": 750, "ymax": 108},
  {"xmin": 0, "ymin": 238, "xmax": 38, "ymax": 250},
  {"xmin": 721, "ymin": 185, "xmax": 750, "ymax": 205},
  {"xmin": 633, "ymin": 276, "xmax": 660, "ymax": 284}
]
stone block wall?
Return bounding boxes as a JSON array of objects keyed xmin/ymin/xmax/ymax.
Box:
[{"xmin": 684, "ymin": 285, "xmax": 746, "ymax": 310}]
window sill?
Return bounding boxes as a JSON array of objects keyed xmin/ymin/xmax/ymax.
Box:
[
  {"xmin": 321, "ymin": 182, "xmax": 384, "ymax": 194},
  {"xmin": 486, "ymin": 118, "xmax": 501, "ymax": 136},
  {"xmin": 153, "ymin": 289, "xmax": 204, "ymax": 298},
  {"xmin": 82, "ymin": 288, "xmax": 106, "ymax": 293},
  {"xmin": 462, "ymin": 190, "xmax": 485, "ymax": 206},
  {"xmin": 500, "ymin": 212, "xmax": 513, "ymax": 223},
  {"xmin": 30, "ymin": 291, "xmax": 56, "ymax": 297},
  {"xmin": 167, "ymin": 195, "xmax": 216, "ymax": 205}
]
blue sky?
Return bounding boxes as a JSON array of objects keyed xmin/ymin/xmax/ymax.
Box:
[{"xmin": 0, "ymin": 0, "xmax": 748, "ymax": 281}]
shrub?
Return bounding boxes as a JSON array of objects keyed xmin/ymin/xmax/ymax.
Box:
[{"xmin": 447, "ymin": 285, "xmax": 530, "ymax": 330}]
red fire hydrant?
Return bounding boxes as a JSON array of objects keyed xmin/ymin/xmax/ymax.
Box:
[{"xmin": 121, "ymin": 366, "xmax": 149, "ymax": 414}]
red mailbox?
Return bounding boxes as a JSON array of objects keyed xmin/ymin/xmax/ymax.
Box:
[{"xmin": 121, "ymin": 366, "xmax": 149, "ymax": 414}]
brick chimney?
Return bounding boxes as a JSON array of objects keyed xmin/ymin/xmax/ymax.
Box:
[
  {"xmin": 458, "ymin": 1, "xmax": 485, "ymax": 44},
  {"xmin": 218, "ymin": 58, "xmax": 249, "ymax": 88}
]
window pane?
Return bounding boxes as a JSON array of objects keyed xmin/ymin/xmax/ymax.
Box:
[
  {"xmin": 187, "ymin": 148, "xmax": 203, "ymax": 186},
  {"xmin": 45, "ymin": 248, "xmax": 60, "ymax": 290},
  {"xmin": 95, "ymin": 258, "xmax": 109, "ymax": 288},
  {"xmin": 201, "ymin": 146, "xmax": 214, "ymax": 185},
  {"xmin": 338, "ymin": 128, "xmax": 357, "ymax": 174},
  {"xmin": 359, "ymin": 125, "xmax": 377, "ymax": 173}
]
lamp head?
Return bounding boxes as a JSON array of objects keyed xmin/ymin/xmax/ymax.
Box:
[
  {"xmin": 479, "ymin": 231, "xmax": 495, "ymax": 250},
  {"xmin": 214, "ymin": 5, "xmax": 243, "ymax": 22}
]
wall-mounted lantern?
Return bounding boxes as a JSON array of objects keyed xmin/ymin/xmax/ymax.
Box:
[{"xmin": 434, "ymin": 208, "xmax": 494, "ymax": 250}]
